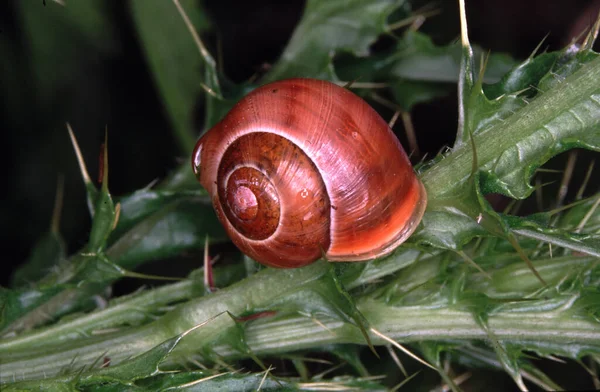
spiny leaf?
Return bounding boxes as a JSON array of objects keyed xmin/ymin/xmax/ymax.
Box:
[
  {"xmin": 87, "ymin": 134, "xmax": 118, "ymax": 253},
  {"xmin": 483, "ymin": 51, "xmax": 561, "ymax": 99},
  {"xmin": 335, "ymin": 30, "xmax": 515, "ymax": 111},
  {"xmin": 390, "ymin": 31, "xmax": 513, "ymax": 83},
  {"xmin": 106, "ymin": 197, "xmax": 227, "ymax": 270},
  {"xmin": 264, "ymin": 0, "xmax": 405, "ymax": 82},
  {"xmin": 67, "ymin": 123, "xmax": 97, "ymax": 214},
  {"xmin": 507, "ymin": 215, "xmax": 600, "ymax": 258},
  {"xmin": 478, "ymin": 51, "xmax": 600, "ymax": 199},
  {"xmin": 111, "ymin": 188, "xmax": 207, "ymax": 238},
  {"xmin": 0, "ymin": 265, "xmax": 247, "ymax": 354},
  {"xmin": 79, "ymin": 323, "xmax": 194, "ymax": 383}
]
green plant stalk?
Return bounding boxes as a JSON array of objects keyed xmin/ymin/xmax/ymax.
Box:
[
  {"xmin": 211, "ymin": 302, "xmax": 600, "ymax": 359},
  {"xmin": 0, "ymin": 248, "xmax": 426, "ymax": 353},
  {"xmin": 2, "ymin": 256, "xmax": 599, "ymax": 382},
  {"xmin": 0, "ymin": 264, "xmax": 244, "ymax": 352},
  {"xmin": 3, "ymin": 297, "xmax": 599, "ymax": 383},
  {"xmin": 1, "ymin": 279, "xmax": 193, "ymax": 352},
  {"xmin": 0, "ymin": 262, "xmax": 330, "ymax": 383},
  {"xmin": 421, "ymin": 55, "xmax": 600, "ymax": 198},
  {"xmin": 3, "ymin": 253, "xmax": 590, "ymax": 355}
]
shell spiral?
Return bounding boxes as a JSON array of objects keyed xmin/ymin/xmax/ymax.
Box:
[{"xmin": 192, "ymin": 78, "xmax": 427, "ymax": 268}]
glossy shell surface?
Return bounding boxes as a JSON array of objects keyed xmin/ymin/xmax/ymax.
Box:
[{"xmin": 192, "ymin": 78, "xmax": 426, "ymax": 268}]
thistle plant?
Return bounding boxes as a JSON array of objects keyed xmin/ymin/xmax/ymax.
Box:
[{"xmin": 1, "ymin": 0, "xmax": 599, "ymax": 391}]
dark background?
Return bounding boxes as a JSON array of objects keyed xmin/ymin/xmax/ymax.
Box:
[{"xmin": 1, "ymin": 0, "xmax": 598, "ymax": 286}]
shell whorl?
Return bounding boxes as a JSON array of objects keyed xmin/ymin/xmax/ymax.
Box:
[{"xmin": 192, "ymin": 78, "xmax": 427, "ymax": 268}]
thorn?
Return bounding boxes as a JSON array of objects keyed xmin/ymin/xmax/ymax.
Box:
[
  {"xmin": 575, "ymin": 160, "xmax": 595, "ymax": 200},
  {"xmin": 122, "ymin": 270, "xmax": 182, "ymax": 282},
  {"xmin": 401, "ymin": 111, "xmax": 421, "ymax": 159},
  {"xmin": 257, "ymin": 365, "xmax": 274, "ymax": 391},
  {"xmin": 200, "ymin": 82, "xmax": 220, "ymax": 98},
  {"xmin": 172, "ymin": 0, "xmax": 213, "ymax": 67},
  {"xmin": 575, "ymin": 195, "xmax": 600, "ymax": 233},
  {"xmin": 312, "ymin": 362, "xmax": 346, "ymax": 380},
  {"xmin": 409, "ymin": 15, "xmax": 426, "ymax": 32},
  {"xmin": 543, "ymin": 193, "xmax": 599, "ymax": 216},
  {"xmin": 456, "ymin": 250, "xmax": 491, "ymax": 279},
  {"xmin": 340, "ymin": 81, "xmax": 406, "ymax": 91},
  {"xmin": 507, "ymin": 234, "xmax": 548, "ymax": 286},
  {"xmin": 369, "ymin": 92, "xmax": 401, "ymax": 111},
  {"xmin": 112, "ymin": 203, "xmax": 121, "ymax": 231},
  {"xmin": 555, "ymin": 150, "xmax": 577, "ymax": 208},
  {"xmin": 194, "ymin": 371, "xmax": 230, "ymax": 384},
  {"xmin": 387, "ymin": 6, "xmax": 441, "ymax": 31},
  {"xmin": 439, "ymin": 371, "xmax": 473, "ymax": 392},
  {"xmin": 370, "ymin": 327, "xmax": 436, "ymax": 370},
  {"xmin": 582, "ymin": 10, "xmax": 600, "ymax": 50},
  {"xmin": 340, "ymin": 77, "xmax": 365, "ymax": 90},
  {"xmin": 387, "ymin": 345, "xmax": 408, "ymax": 377},
  {"xmin": 477, "ymin": 50, "xmax": 491, "ymax": 84},
  {"xmin": 388, "ymin": 110, "xmax": 401, "ymax": 129},
  {"xmin": 368, "ymin": 93, "xmax": 421, "ymax": 158},
  {"xmin": 180, "ymin": 311, "xmax": 228, "ymax": 340},
  {"xmin": 390, "ymin": 371, "xmax": 421, "ymax": 392},
  {"xmin": 171, "ymin": 0, "xmax": 221, "ymax": 99},
  {"xmin": 529, "ymin": 33, "xmax": 551, "ymax": 60},
  {"xmin": 458, "ymin": 0, "xmax": 471, "ymax": 48},
  {"xmin": 310, "ymin": 315, "xmax": 334, "ymax": 334},
  {"xmin": 66, "ymin": 123, "xmax": 93, "ymax": 186}
]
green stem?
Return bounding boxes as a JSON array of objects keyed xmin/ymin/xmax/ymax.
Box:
[
  {"xmin": 0, "ymin": 262, "xmax": 329, "ymax": 383},
  {"xmin": 3, "ymin": 294, "xmax": 598, "ymax": 383},
  {"xmin": 0, "ymin": 280, "xmax": 193, "ymax": 353},
  {"xmin": 209, "ymin": 301, "xmax": 600, "ymax": 359},
  {"xmin": 2, "ymin": 256, "xmax": 599, "ymax": 383}
]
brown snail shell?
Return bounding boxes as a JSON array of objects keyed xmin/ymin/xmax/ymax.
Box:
[{"xmin": 192, "ymin": 78, "xmax": 427, "ymax": 268}]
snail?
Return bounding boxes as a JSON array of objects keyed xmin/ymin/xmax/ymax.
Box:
[{"xmin": 192, "ymin": 78, "xmax": 427, "ymax": 268}]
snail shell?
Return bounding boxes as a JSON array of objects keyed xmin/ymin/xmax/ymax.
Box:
[{"xmin": 192, "ymin": 78, "xmax": 426, "ymax": 268}]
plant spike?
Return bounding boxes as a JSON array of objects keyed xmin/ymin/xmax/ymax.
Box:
[
  {"xmin": 507, "ymin": 234, "xmax": 548, "ymax": 286},
  {"xmin": 456, "ymin": 250, "xmax": 491, "ymax": 278},
  {"xmin": 390, "ymin": 371, "xmax": 420, "ymax": 392},
  {"xmin": 370, "ymin": 327, "xmax": 435, "ymax": 371},
  {"xmin": 582, "ymin": 11, "xmax": 600, "ymax": 50},
  {"xmin": 576, "ymin": 195, "xmax": 600, "ymax": 233},
  {"xmin": 67, "ymin": 122, "xmax": 97, "ymax": 215},
  {"xmin": 575, "ymin": 159, "xmax": 595, "ymax": 200},
  {"xmin": 556, "ymin": 150, "xmax": 577, "ymax": 208},
  {"xmin": 86, "ymin": 133, "xmax": 118, "ymax": 253},
  {"xmin": 455, "ymin": 0, "xmax": 475, "ymax": 147},
  {"xmin": 386, "ymin": 345, "xmax": 408, "ymax": 377},
  {"xmin": 171, "ymin": 0, "xmax": 221, "ymax": 99}
]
